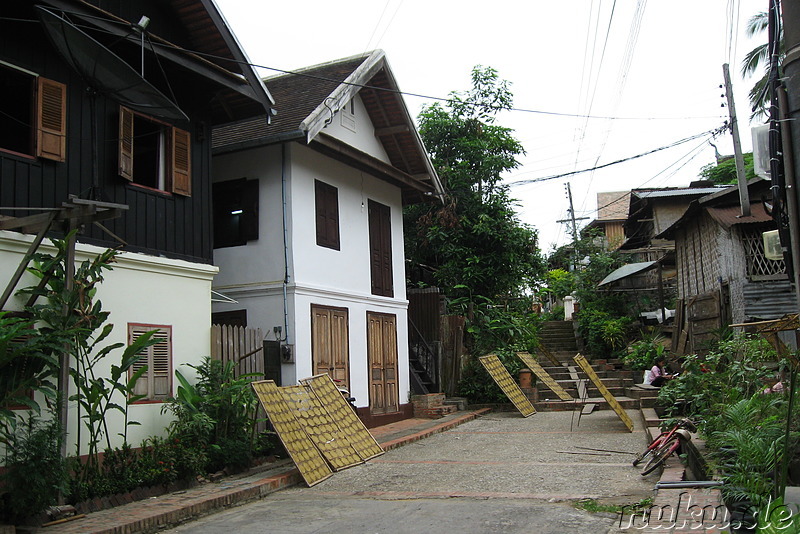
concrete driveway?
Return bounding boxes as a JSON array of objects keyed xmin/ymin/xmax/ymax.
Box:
[{"xmin": 167, "ymin": 410, "xmax": 657, "ymax": 534}]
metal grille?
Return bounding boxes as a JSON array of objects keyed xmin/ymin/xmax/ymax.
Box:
[{"xmin": 742, "ymin": 226, "xmax": 785, "ymax": 279}]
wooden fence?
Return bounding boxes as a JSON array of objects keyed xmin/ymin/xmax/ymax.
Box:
[
  {"xmin": 210, "ymin": 324, "xmax": 268, "ymax": 434},
  {"xmin": 210, "ymin": 324, "xmax": 264, "ymax": 379}
]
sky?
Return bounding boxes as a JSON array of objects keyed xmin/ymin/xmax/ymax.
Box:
[{"xmin": 215, "ymin": 0, "xmax": 767, "ymax": 252}]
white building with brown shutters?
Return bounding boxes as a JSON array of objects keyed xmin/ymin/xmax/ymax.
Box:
[{"xmin": 211, "ymin": 51, "xmax": 444, "ymax": 426}]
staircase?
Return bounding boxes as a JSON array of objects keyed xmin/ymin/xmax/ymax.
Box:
[
  {"xmin": 526, "ymin": 321, "xmax": 659, "ymax": 411},
  {"xmin": 538, "ymin": 320, "xmax": 579, "ymax": 363}
]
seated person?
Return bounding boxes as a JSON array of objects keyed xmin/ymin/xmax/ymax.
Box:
[{"xmin": 644, "ymin": 356, "xmax": 675, "ymax": 387}]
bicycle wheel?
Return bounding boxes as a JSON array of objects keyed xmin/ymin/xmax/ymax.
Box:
[
  {"xmin": 640, "ymin": 437, "xmax": 680, "ymax": 476},
  {"xmin": 632, "ymin": 442, "xmax": 659, "ymax": 467}
]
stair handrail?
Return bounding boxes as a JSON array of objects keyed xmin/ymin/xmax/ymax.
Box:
[{"xmin": 408, "ymin": 317, "xmax": 439, "ymax": 392}]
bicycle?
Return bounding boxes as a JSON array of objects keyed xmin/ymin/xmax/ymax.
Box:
[{"xmin": 633, "ymin": 418, "xmax": 697, "ymax": 476}]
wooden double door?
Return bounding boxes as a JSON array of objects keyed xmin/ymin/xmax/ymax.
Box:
[
  {"xmin": 311, "ymin": 306, "xmax": 399, "ymax": 415},
  {"xmin": 311, "ymin": 305, "xmax": 350, "ymax": 390},
  {"xmin": 366, "ymin": 312, "xmax": 399, "ymax": 415}
]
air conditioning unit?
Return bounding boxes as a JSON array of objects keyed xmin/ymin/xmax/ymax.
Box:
[
  {"xmin": 752, "ymin": 124, "xmax": 770, "ymax": 179},
  {"xmin": 763, "ymin": 229, "xmax": 782, "ymax": 261}
]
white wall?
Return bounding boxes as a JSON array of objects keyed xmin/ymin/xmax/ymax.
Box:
[
  {"xmin": 212, "ymin": 144, "xmax": 287, "ymax": 289},
  {"xmin": 322, "ymin": 94, "xmax": 392, "ymax": 164},
  {"xmin": 0, "ymin": 231, "xmax": 216, "ymax": 455},
  {"xmin": 289, "ymin": 143, "xmax": 405, "ymax": 299}
]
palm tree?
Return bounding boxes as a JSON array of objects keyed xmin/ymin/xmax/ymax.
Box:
[{"xmin": 741, "ymin": 10, "xmax": 784, "ymax": 121}]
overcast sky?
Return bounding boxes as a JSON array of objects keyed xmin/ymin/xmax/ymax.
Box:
[{"xmin": 215, "ymin": 0, "xmax": 767, "ymax": 252}]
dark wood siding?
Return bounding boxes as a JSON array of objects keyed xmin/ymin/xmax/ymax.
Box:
[{"xmin": 0, "ymin": 2, "xmax": 216, "ymax": 264}]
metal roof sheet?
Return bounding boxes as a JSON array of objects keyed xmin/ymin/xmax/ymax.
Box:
[
  {"xmin": 706, "ymin": 202, "xmax": 773, "ymax": 228},
  {"xmin": 598, "ymin": 261, "xmax": 657, "ymax": 286},
  {"xmin": 635, "ymin": 187, "xmax": 723, "ymax": 199}
]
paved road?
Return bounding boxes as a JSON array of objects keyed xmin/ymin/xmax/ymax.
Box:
[{"xmin": 167, "ymin": 410, "xmax": 657, "ymax": 534}]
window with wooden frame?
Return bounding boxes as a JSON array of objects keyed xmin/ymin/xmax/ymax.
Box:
[
  {"xmin": 0, "ymin": 62, "xmax": 66, "ymax": 161},
  {"xmin": 368, "ymin": 199, "xmax": 393, "ymax": 297},
  {"xmin": 118, "ymin": 106, "xmax": 191, "ymax": 195},
  {"xmin": 213, "ymin": 178, "xmax": 259, "ymax": 248},
  {"xmin": 315, "ymin": 179, "xmax": 340, "ymax": 250},
  {"xmin": 128, "ymin": 324, "xmax": 172, "ymax": 401}
]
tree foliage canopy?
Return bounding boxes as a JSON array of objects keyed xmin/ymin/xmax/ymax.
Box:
[
  {"xmin": 699, "ymin": 152, "xmax": 755, "ymax": 185},
  {"xmin": 405, "ymin": 66, "xmax": 544, "ymax": 302}
]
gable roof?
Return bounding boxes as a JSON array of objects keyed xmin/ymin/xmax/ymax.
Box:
[
  {"xmin": 657, "ymin": 178, "xmax": 774, "ymax": 239},
  {"xmin": 37, "ymin": 0, "xmax": 273, "ymax": 124},
  {"xmin": 212, "ymin": 50, "xmax": 443, "ymax": 204}
]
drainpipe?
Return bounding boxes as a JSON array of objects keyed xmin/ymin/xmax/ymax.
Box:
[{"xmin": 281, "ymin": 143, "xmax": 290, "ymax": 345}]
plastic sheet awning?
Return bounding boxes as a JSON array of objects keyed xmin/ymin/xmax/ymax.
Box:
[{"xmin": 598, "ymin": 261, "xmax": 657, "ymax": 287}]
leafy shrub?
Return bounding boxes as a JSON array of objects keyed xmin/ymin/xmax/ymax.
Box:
[
  {"xmin": 576, "ymin": 308, "xmax": 632, "ymax": 357},
  {"xmin": 0, "ymin": 417, "xmax": 68, "ymax": 523},
  {"xmin": 544, "ymin": 269, "xmax": 574, "ymax": 300},
  {"xmin": 623, "ymin": 333, "xmax": 667, "ymax": 371},
  {"xmin": 657, "ymin": 333, "xmax": 777, "ymax": 419},
  {"xmin": 456, "ymin": 349, "xmax": 525, "ymax": 403},
  {"xmin": 162, "ymin": 357, "xmax": 261, "ymax": 475},
  {"xmin": 705, "ymin": 394, "xmax": 798, "ymax": 528}
]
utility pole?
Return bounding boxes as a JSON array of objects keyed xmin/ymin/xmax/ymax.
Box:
[
  {"xmin": 556, "ymin": 182, "xmax": 589, "ymax": 270},
  {"xmin": 722, "ymin": 63, "xmax": 751, "ymax": 217}
]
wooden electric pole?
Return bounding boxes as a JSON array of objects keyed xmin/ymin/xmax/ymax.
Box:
[
  {"xmin": 556, "ymin": 182, "xmax": 589, "ymax": 270},
  {"xmin": 722, "ymin": 63, "xmax": 751, "ymax": 217}
]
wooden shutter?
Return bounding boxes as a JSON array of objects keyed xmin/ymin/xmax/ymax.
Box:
[
  {"xmin": 315, "ymin": 180, "xmax": 340, "ymax": 250},
  {"xmin": 129, "ymin": 325, "xmax": 172, "ymax": 401},
  {"xmin": 36, "ymin": 77, "xmax": 66, "ymax": 162},
  {"xmin": 368, "ymin": 200, "xmax": 393, "ymax": 297},
  {"xmin": 118, "ymin": 106, "xmax": 134, "ymax": 180},
  {"xmin": 242, "ymin": 179, "xmax": 259, "ymax": 241},
  {"xmin": 171, "ymin": 127, "xmax": 191, "ymax": 196}
]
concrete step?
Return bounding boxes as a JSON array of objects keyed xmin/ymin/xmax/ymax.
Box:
[
  {"xmin": 444, "ymin": 397, "xmax": 469, "ymax": 411},
  {"xmin": 532, "ymin": 395, "xmax": 640, "ymax": 412}
]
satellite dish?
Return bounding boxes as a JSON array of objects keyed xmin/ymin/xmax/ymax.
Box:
[{"xmin": 36, "ymin": 5, "xmax": 189, "ymax": 122}]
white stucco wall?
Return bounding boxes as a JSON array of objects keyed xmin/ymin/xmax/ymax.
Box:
[
  {"xmin": 0, "ymin": 231, "xmax": 216, "ymax": 455},
  {"xmin": 211, "ymin": 139, "xmax": 411, "ymax": 409},
  {"xmin": 322, "ymin": 95, "xmax": 392, "ymax": 164}
]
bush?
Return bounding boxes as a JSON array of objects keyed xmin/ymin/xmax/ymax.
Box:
[
  {"xmin": 576, "ymin": 308, "xmax": 632, "ymax": 358},
  {"xmin": 623, "ymin": 333, "xmax": 667, "ymax": 371},
  {"xmin": 657, "ymin": 333, "xmax": 777, "ymax": 419},
  {"xmin": 456, "ymin": 349, "xmax": 526, "ymax": 403},
  {"xmin": 0, "ymin": 418, "xmax": 68, "ymax": 523}
]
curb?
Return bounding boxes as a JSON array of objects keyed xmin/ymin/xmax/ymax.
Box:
[{"xmin": 44, "ymin": 409, "xmax": 491, "ymax": 534}]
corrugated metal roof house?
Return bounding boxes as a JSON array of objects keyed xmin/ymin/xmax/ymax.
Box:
[{"xmin": 658, "ymin": 178, "xmax": 796, "ymax": 352}]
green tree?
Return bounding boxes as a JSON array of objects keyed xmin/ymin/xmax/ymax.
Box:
[
  {"xmin": 698, "ymin": 153, "xmax": 756, "ymax": 185},
  {"xmin": 405, "ymin": 66, "xmax": 545, "ymax": 303},
  {"xmin": 741, "ymin": 10, "xmax": 783, "ymax": 121}
]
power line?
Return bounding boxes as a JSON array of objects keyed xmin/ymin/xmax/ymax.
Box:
[
  {"xmin": 508, "ymin": 126, "xmax": 726, "ymax": 186},
  {"xmin": 1, "ymin": 14, "xmax": 730, "ymax": 123}
]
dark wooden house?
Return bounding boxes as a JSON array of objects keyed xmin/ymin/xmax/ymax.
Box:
[{"xmin": 0, "ymin": 0, "xmax": 272, "ymax": 452}]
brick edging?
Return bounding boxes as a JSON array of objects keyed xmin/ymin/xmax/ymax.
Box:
[{"xmin": 44, "ymin": 469, "xmax": 303, "ymax": 534}]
